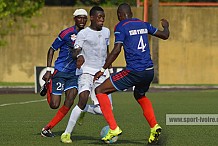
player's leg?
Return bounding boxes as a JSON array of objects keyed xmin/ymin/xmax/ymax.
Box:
[
  {"xmin": 61, "ymin": 91, "xmax": 89, "ymax": 143},
  {"xmin": 95, "ymin": 78, "xmax": 122, "ymax": 142},
  {"xmin": 84, "ymin": 84, "xmax": 102, "ymax": 114},
  {"xmin": 92, "ymin": 75, "xmax": 113, "ymax": 114},
  {"xmin": 61, "ymin": 74, "xmax": 91, "ymax": 143},
  {"xmin": 41, "ymin": 72, "xmax": 63, "ymax": 137},
  {"xmin": 82, "ymin": 78, "xmax": 105, "ymax": 115},
  {"xmin": 77, "ymin": 91, "xmax": 106, "ymax": 126},
  {"xmin": 41, "ymin": 95, "xmax": 62, "ymax": 137},
  {"xmin": 133, "ymin": 69, "xmax": 161, "ymax": 144},
  {"xmin": 77, "ymin": 75, "xmax": 113, "ymax": 125},
  {"xmin": 77, "ymin": 88, "xmax": 102, "ymax": 126},
  {"xmin": 41, "ymin": 70, "xmax": 58, "ymax": 106},
  {"xmin": 41, "ymin": 71, "xmax": 77, "ymax": 138},
  {"xmin": 44, "ymin": 88, "xmax": 77, "ymax": 133},
  {"xmin": 46, "ymin": 71, "xmax": 63, "ymax": 109}
]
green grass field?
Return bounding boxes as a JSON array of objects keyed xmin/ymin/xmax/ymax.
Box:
[{"xmin": 0, "ymin": 90, "xmax": 218, "ymax": 146}]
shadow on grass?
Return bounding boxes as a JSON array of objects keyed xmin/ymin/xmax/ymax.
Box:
[{"xmin": 36, "ymin": 130, "xmax": 167, "ymax": 145}]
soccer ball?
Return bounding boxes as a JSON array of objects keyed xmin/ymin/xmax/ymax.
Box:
[{"xmin": 100, "ymin": 125, "xmax": 118, "ymax": 144}]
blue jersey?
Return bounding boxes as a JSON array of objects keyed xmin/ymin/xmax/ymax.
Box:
[
  {"xmin": 114, "ymin": 18, "xmax": 158, "ymax": 71},
  {"xmin": 51, "ymin": 25, "xmax": 78, "ymax": 73}
]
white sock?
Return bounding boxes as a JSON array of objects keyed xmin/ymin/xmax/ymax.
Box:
[
  {"xmin": 108, "ymin": 94, "xmax": 112, "ymax": 104},
  {"xmin": 64, "ymin": 105, "xmax": 82, "ymax": 134},
  {"xmin": 108, "ymin": 94, "xmax": 113, "ymax": 110}
]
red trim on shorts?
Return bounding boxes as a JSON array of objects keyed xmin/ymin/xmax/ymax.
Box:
[
  {"xmin": 52, "ymin": 70, "xmax": 58, "ymax": 76},
  {"xmin": 112, "ymin": 70, "xmax": 130, "ymax": 81}
]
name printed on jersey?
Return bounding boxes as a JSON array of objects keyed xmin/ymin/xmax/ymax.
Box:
[{"xmin": 129, "ymin": 28, "xmax": 148, "ymax": 36}]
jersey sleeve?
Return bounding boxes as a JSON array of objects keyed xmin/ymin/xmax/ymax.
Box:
[
  {"xmin": 146, "ymin": 22, "xmax": 158, "ymax": 35},
  {"xmin": 51, "ymin": 36, "xmax": 65, "ymax": 51},
  {"xmin": 114, "ymin": 23, "xmax": 125, "ymax": 44},
  {"xmin": 106, "ymin": 28, "xmax": 110, "ymax": 46},
  {"xmin": 74, "ymin": 31, "xmax": 85, "ymax": 49},
  {"xmin": 52, "ymin": 26, "xmax": 76, "ymax": 50}
]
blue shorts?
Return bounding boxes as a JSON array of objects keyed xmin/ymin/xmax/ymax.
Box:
[
  {"xmin": 51, "ymin": 70, "xmax": 78, "ymax": 95},
  {"xmin": 110, "ymin": 69, "xmax": 154, "ymax": 95}
]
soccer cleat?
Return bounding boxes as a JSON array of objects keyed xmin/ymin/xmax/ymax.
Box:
[
  {"xmin": 61, "ymin": 133, "xmax": 72, "ymax": 143},
  {"xmin": 40, "ymin": 83, "xmax": 47, "ymax": 96},
  {"xmin": 148, "ymin": 124, "xmax": 162, "ymax": 144},
  {"xmin": 41, "ymin": 128, "xmax": 55, "ymax": 137},
  {"xmin": 77, "ymin": 112, "xmax": 86, "ymax": 126},
  {"xmin": 102, "ymin": 126, "xmax": 122, "ymax": 142}
]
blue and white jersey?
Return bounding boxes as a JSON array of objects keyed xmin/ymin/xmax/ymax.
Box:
[
  {"xmin": 114, "ymin": 18, "xmax": 158, "ymax": 71},
  {"xmin": 51, "ymin": 25, "xmax": 78, "ymax": 73}
]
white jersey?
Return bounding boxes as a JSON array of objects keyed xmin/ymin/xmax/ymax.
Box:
[{"xmin": 74, "ymin": 26, "xmax": 110, "ymax": 75}]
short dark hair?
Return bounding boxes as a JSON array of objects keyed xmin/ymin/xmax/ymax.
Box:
[
  {"xmin": 90, "ymin": 6, "xmax": 104, "ymax": 16},
  {"xmin": 118, "ymin": 3, "xmax": 132, "ymax": 13}
]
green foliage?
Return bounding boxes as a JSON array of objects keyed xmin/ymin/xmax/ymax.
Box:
[
  {"xmin": 44, "ymin": 0, "xmax": 218, "ymax": 6},
  {"xmin": 0, "ymin": 0, "xmax": 44, "ymax": 46},
  {"xmin": 74, "ymin": 0, "xmax": 137, "ymax": 6},
  {"xmin": 107, "ymin": 0, "xmax": 136, "ymax": 6},
  {"xmin": 44, "ymin": 0, "xmax": 75, "ymax": 6},
  {"xmin": 160, "ymin": 0, "xmax": 218, "ymax": 1}
]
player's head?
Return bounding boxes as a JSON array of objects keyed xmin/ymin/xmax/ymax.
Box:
[
  {"xmin": 90, "ymin": 6, "xmax": 105, "ymax": 31},
  {"xmin": 73, "ymin": 9, "xmax": 88, "ymax": 30},
  {"xmin": 117, "ymin": 3, "xmax": 133, "ymax": 21}
]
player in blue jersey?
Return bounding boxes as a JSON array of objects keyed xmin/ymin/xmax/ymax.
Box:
[
  {"xmin": 40, "ymin": 9, "xmax": 88, "ymax": 137},
  {"xmin": 94, "ymin": 3, "xmax": 169, "ymax": 144}
]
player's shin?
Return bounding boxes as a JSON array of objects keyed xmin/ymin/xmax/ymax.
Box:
[
  {"xmin": 46, "ymin": 105, "xmax": 70, "ymax": 129},
  {"xmin": 137, "ymin": 96, "xmax": 157, "ymax": 128},
  {"xmin": 96, "ymin": 93, "xmax": 117, "ymax": 130},
  {"xmin": 64, "ymin": 105, "xmax": 82, "ymax": 134}
]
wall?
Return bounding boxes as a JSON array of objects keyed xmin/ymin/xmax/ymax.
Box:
[
  {"xmin": 159, "ymin": 7, "xmax": 218, "ymax": 84},
  {"xmin": 0, "ymin": 6, "xmax": 217, "ymax": 84}
]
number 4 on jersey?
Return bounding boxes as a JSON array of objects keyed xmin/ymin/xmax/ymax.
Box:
[{"xmin": 137, "ymin": 36, "xmax": 146, "ymax": 52}]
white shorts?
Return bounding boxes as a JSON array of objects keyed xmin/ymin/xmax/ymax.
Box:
[
  {"xmin": 78, "ymin": 73, "xmax": 106, "ymax": 104},
  {"xmin": 78, "ymin": 73, "xmax": 106, "ymax": 93}
]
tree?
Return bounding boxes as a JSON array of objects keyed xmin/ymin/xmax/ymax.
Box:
[{"xmin": 0, "ymin": 0, "xmax": 44, "ymax": 46}]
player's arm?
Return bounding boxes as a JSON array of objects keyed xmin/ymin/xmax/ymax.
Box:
[
  {"xmin": 72, "ymin": 46, "xmax": 82, "ymax": 60},
  {"xmin": 94, "ymin": 43, "xmax": 122, "ymax": 80},
  {"xmin": 154, "ymin": 19, "xmax": 170, "ymax": 40},
  {"xmin": 104, "ymin": 43, "xmax": 122, "ymax": 69},
  {"xmin": 107, "ymin": 46, "xmax": 113, "ymax": 74},
  {"xmin": 72, "ymin": 46, "xmax": 84, "ymax": 69},
  {"xmin": 73, "ymin": 31, "xmax": 86, "ymax": 68},
  {"xmin": 42, "ymin": 47, "xmax": 54, "ymax": 83}
]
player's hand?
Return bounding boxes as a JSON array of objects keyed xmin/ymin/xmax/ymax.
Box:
[
  {"xmin": 77, "ymin": 55, "xmax": 85, "ymax": 69},
  {"xmin": 93, "ymin": 71, "xmax": 104, "ymax": 82},
  {"xmin": 160, "ymin": 18, "xmax": 169, "ymax": 28},
  {"xmin": 42, "ymin": 71, "xmax": 51, "ymax": 83}
]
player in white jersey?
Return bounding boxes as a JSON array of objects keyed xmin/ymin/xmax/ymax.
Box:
[
  {"xmin": 61, "ymin": 6, "xmax": 113, "ymax": 143},
  {"xmin": 75, "ymin": 26, "xmax": 112, "ymax": 116}
]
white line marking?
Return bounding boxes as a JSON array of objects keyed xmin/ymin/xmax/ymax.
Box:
[{"xmin": 0, "ymin": 99, "xmax": 46, "ymax": 107}]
